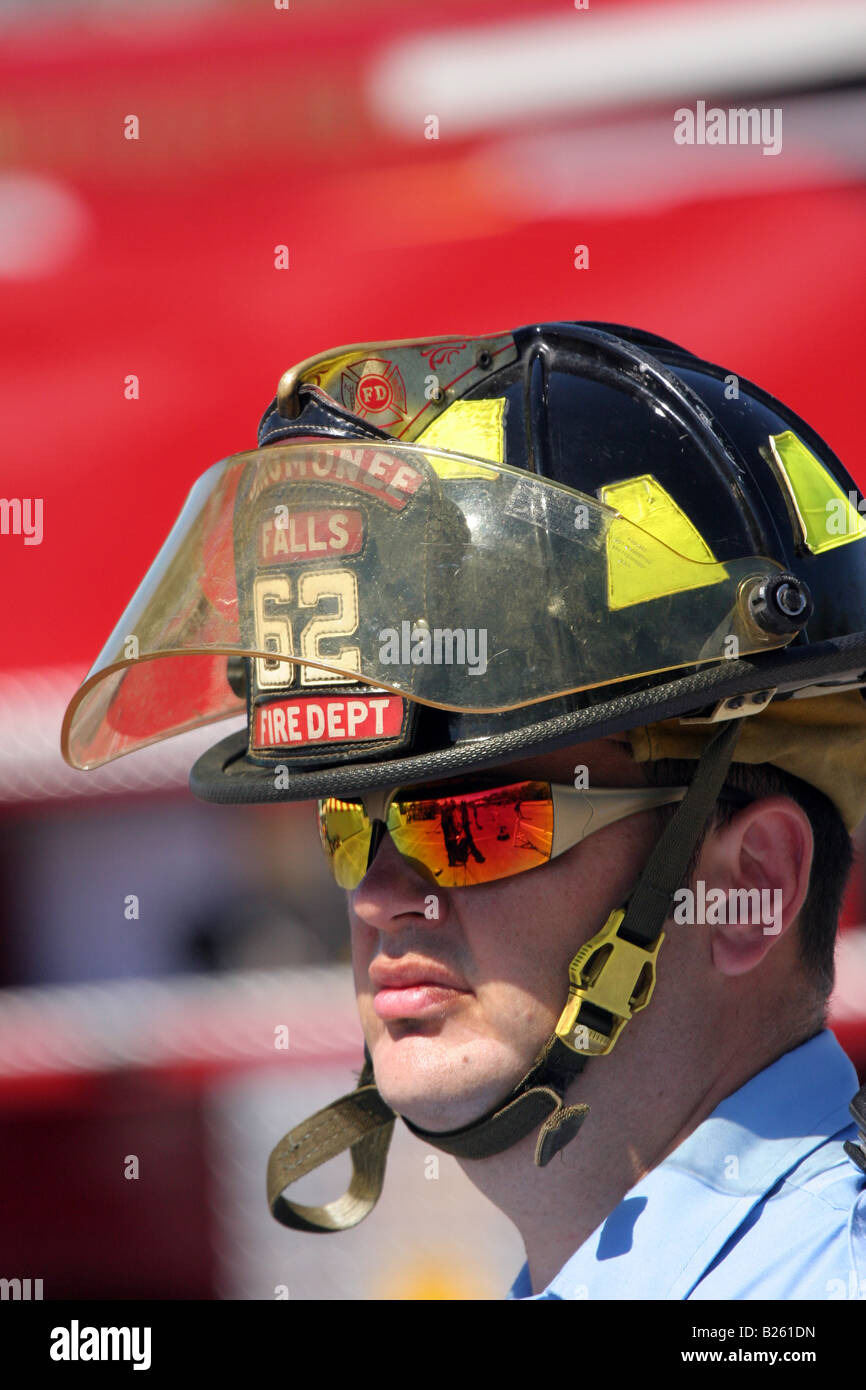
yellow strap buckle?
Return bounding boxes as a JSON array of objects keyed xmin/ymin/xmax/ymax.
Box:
[{"xmin": 555, "ymin": 908, "xmax": 663, "ymax": 1056}]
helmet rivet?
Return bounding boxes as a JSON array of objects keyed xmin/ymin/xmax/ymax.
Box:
[
  {"xmin": 746, "ymin": 574, "xmax": 813, "ymax": 636},
  {"xmin": 776, "ymin": 581, "xmax": 807, "ymax": 616},
  {"xmin": 475, "ymin": 349, "xmax": 493, "ymax": 370}
]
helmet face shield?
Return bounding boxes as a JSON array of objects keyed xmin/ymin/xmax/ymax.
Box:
[{"xmin": 62, "ymin": 440, "xmax": 791, "ymax": 771}]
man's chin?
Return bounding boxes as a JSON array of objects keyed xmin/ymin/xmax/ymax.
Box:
[{"xmin": 367, "ymin": 1029, "xmax": 525, "ymax": 1134}]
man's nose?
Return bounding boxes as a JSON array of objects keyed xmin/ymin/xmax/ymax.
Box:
[{"xmin": 350, "ymin": 830, "xmax": 445, "ymax": 933}]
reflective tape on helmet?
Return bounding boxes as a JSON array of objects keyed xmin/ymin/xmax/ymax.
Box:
[
  {"xmin": 601, "ymin": 474, "xmax": 728, "ymax": 610},
  {"xmin": 767, "ymin": 430, "xmax": 866, "ymax": 555},
  {"xmin": 416, "ymin": 397, "xmax": 507, "ymax": 470}
]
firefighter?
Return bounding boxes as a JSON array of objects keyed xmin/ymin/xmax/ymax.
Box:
[{"xmin": 63, "ymin": 322, "xmax": 866, "ymax": 1298}]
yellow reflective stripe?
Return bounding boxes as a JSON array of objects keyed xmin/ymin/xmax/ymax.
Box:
[
  {"xmin": 601, "ymin": 474, "xmax": 729, "ymax": 611},
  {"xmin": 416, "ymin": 398, "xmax": 506, "ymax": 474},
  {"xmin": 768, "ymin": 430, "xmax": 866, "ymax": 554}
]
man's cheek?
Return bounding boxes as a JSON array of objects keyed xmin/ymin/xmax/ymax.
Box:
[
  {"xmin": 348, "ymin": 912, "xmax": 374, "ymax": 978},
  {"xmin": 353, "ymin": 969, "xmax": 376, "ymax": 1022},
  {"xmin": 472, "ymin": 981, "xmax": 552, "ymax": 1050},
  {"xmin": 354, "ymin": 990, "xmax": 383, "ymax": 1055}
]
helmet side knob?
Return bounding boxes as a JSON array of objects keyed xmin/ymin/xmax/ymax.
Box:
[{"xmin": 746, "ymin": 573, "xmax": 813, "ymax": 636}]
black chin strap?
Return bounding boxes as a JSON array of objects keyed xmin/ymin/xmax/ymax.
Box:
[
  {"xmin": 268, "ymin": 720, "xmax": 742, "ymax": 1232},
  {"xmin": 403, "ymin": 1032, "xmax": 591, "ymax": 1166}
]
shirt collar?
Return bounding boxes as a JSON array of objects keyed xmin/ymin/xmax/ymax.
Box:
[{"xmin": 511, "ymin": 1029, "xmax": 859, "ymax": 1300}]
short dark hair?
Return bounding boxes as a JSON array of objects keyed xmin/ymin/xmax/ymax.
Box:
[{"xmin": 643, "ymin": 757, "xmax": 853, "ymax": 999}]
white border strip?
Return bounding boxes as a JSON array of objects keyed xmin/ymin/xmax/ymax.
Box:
[
  {"xmin": 370, "ymin": 1, "xmax": 866, "ymax": 134},
  {"xmin": 0, "ymin": 943, "xmax": 862, "ymax": 1081},
  {"xmin": 0, "ymin": 665, "xmax": 245, "ymax": 803},
  {"xmin": 0, "ymin": 965, "xmax": 361, "ymax": 1077}
]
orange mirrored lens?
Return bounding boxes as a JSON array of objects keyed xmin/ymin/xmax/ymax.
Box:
[{"xmin": 387, "ymin": 781, "xmax": 553, "ymax": 888}]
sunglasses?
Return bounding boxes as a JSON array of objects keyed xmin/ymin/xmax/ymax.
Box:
[{"xmin": 317, "ymin": 779, "xmax": 690, "ymax": 890}]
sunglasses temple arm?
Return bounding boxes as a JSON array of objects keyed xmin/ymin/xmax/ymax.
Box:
[{"xmin": 550, "ymin": 786, "xmax": 688, "ymax": 858}]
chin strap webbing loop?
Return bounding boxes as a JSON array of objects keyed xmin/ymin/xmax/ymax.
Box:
[
  {"xmin": 268, "ymin": 1052, "xmax": 396, "ymax": 1233},
  {"xmin": 267, "ymin": 720, "xmax": 743, "ymax": 1231}
]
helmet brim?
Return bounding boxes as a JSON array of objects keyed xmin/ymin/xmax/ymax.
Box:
[{"xmin": 189, "ymin": 629, "xmax": 866, "ymax": 805}]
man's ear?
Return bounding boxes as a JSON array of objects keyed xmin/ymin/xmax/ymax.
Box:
[{"xmin": 694, "ymin": 798, "xmax": 813, "ymax": 977}]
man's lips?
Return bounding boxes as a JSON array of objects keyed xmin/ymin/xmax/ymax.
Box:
[{"xmin": 369, "ymin": 959, "xmax": 471, "ymax": 1020}]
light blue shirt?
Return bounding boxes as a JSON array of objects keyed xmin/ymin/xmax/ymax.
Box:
[{"xmin": 509, "ymin": 1029, "xmax": 866, "ymax": 1300}]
